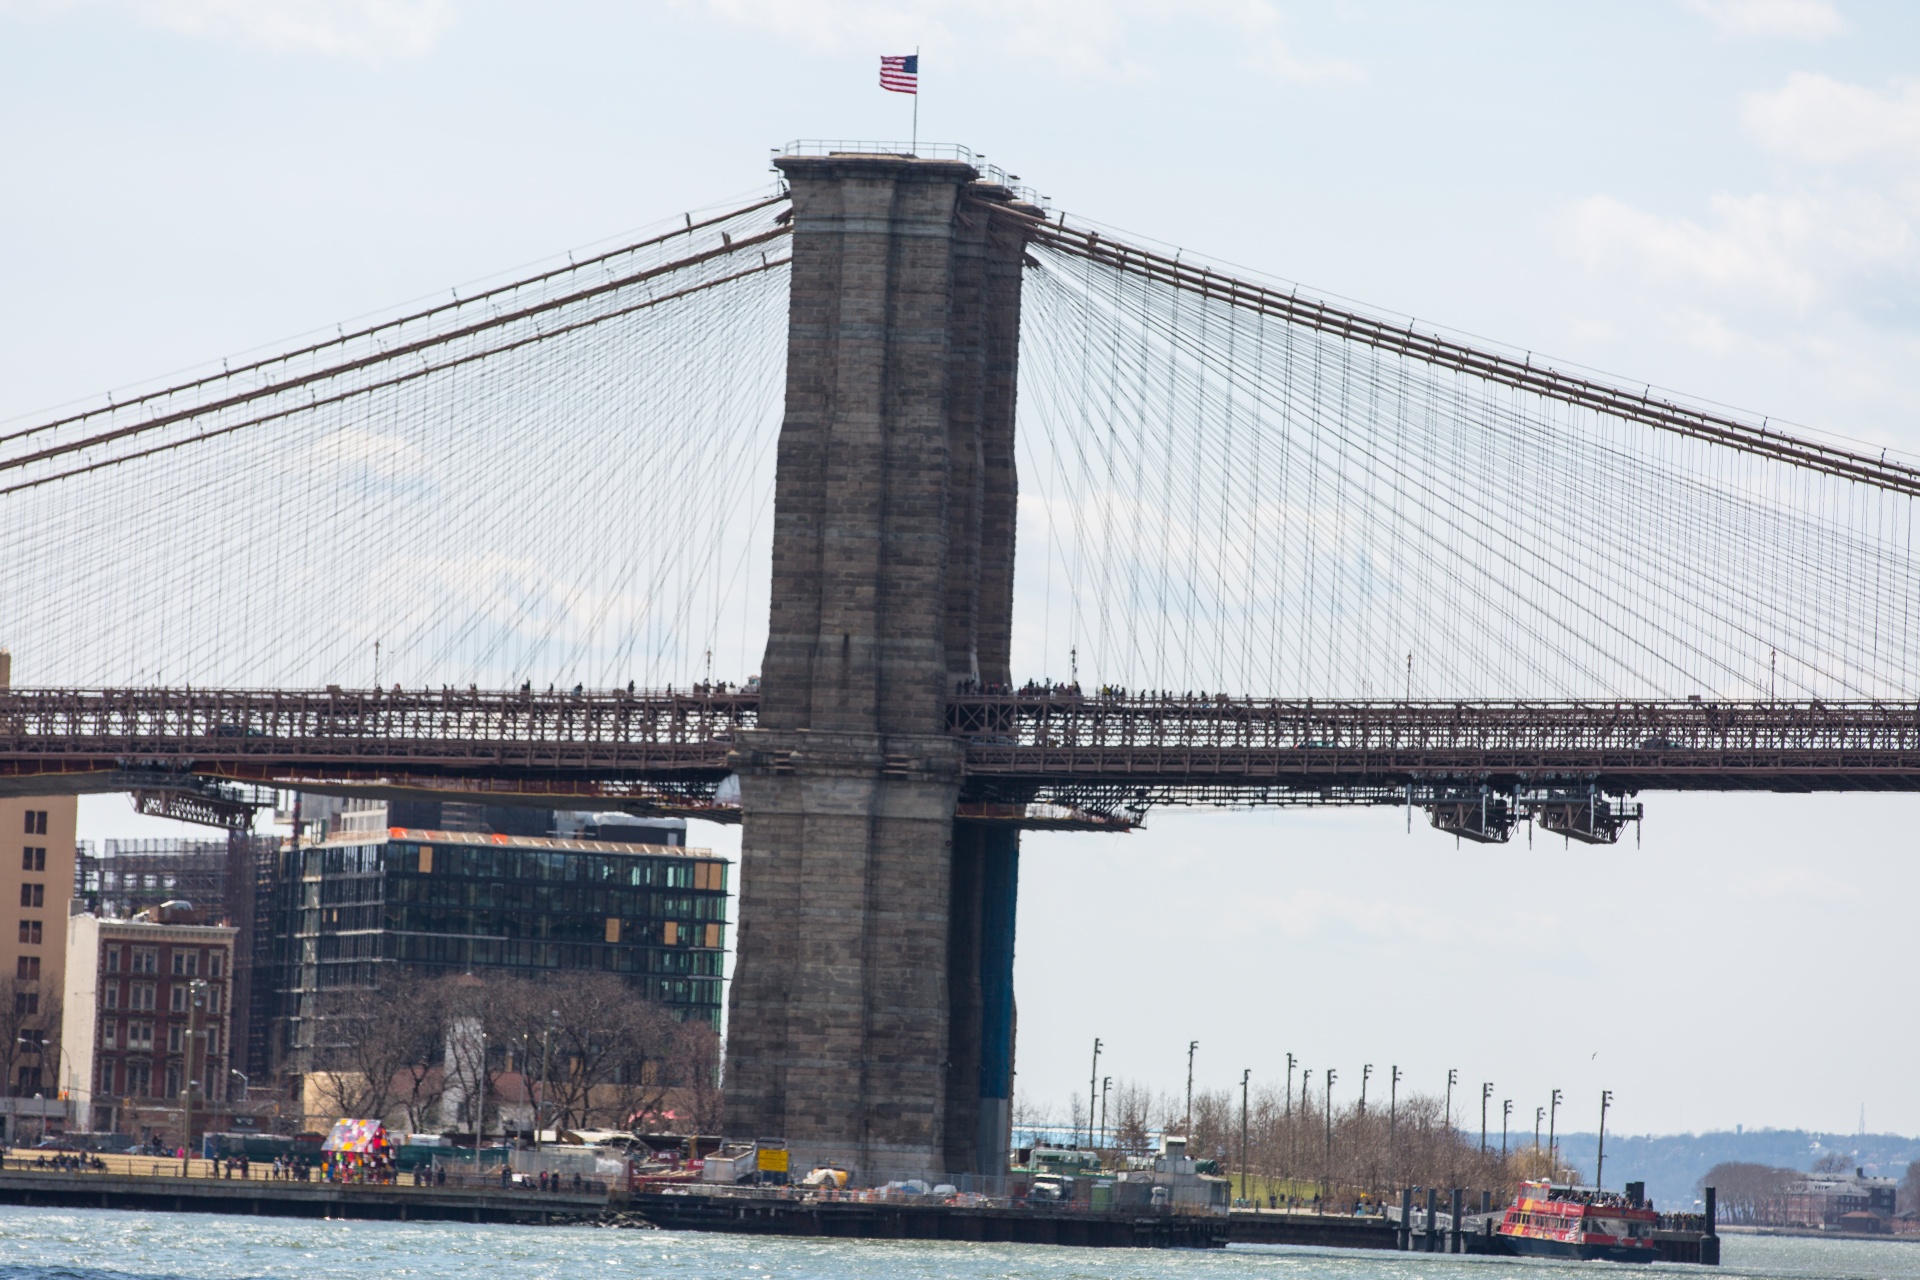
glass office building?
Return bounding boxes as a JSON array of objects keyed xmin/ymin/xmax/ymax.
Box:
[{"xmin": 265, "ymin": 827, "xmax": 728, "ymax": 1067}]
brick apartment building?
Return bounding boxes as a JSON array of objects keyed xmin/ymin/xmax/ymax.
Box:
[{"xmin": 61, "ymin": 909, "xmax": 237, "ymax": 1140}]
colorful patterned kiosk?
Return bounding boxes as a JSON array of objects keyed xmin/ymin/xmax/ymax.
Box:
[{"xmin": 322, "ymin": 1120, "xmax": 394, "ymax": 1183}]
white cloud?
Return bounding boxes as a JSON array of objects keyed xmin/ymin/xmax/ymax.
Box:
[
  {"xmin": 1744, "ymin": 71, "xmax": 1920, "ymax": 165},
  {"xmin": 1557, "ymin": 189, "xmax": 1912, "ymax": 313},
  {"xmin": 1680, "ymin": 0, "xmax": 1845, "ymax": 40},
  {"xmin": 128, "ymin": 0, "xmax": 452, "ymax": 58},
  {"xmin": 309, "ymin": 425, "xmax": 436, "ymax": 481},
  {"xmin": 1555, "ymin": 69, "xmax": 1920, "ymax": 334},
  {"xmin": 684, "ymin": 0, "xmax": 1356, "ymax": 83}
]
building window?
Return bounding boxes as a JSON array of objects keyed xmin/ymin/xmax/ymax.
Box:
[
  {"xmin": 103, "ymin": 982, "xmax": 120, "ymax": 1010},
  {"xmin": 132, "ymin": 984, "xmax": 155, "ymax": 1011},
  {"xmin": 209, "ymin": 953, "xmax": 223, "ymax": 978},
  {"xmin": 20, "ymin": 848, "xmax": 44, "ymax": 872},
  {"xmin": 98, "ymin": 1059, "xmax": 117, "ymax": 1094},
  {"xmin": 13, "ymin": 993, "xmax": 36, "ymax": 1015},
  {"xmin": 105, "ymin": 948, "xmax": 121, "ymax": 973},
  {"xmin": 14, "ymin": 956, "xmax": 38, "ymax": 982},
  {"xmin": 101, "ymin": 1021, "xmax": 118, "ymax": 1049},
  {"xmin": 167, "ymin": 1025, "xmax": 184, "ymax": 1053},
  {"xmin": 16, "ymin": 921, "xmax": 39, "ymax": 945},
  {"xmin": 164, "ymin": 1062, "xmax": 182, "ymax": 1097},
  {"xmin": 17, "ymin": 884, "xmax": 41, "ymax": 909},
  {"xmin": 169, "ymin": 985, "xmax": 188, "ymax": 1012},
  {"xmin": 132, "ymin": 949, "xmax": 157, "ymax": 974},
  {"xmin": 208, "ymin": 986, "xmax": 222, "ymax": 1014},
  {"xmin": 170, "ymin": 951, "xmax": 199, "ymax": 977},
  {"xmin": 128, "ymin": 1022, "xmax": 152, "ymax": 1050},
  {"xmin": 126, "ymin": 1060, "xmax": 151, "ymax": 1097},
  {"xmin": 23, "ymin": 811, "xmax": 46, "ymax": 836}
]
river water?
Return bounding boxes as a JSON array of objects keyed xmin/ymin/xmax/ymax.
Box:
[{"xmin": 0, "ymin": 1209, "xmax": 1915, "ymax": 1280}]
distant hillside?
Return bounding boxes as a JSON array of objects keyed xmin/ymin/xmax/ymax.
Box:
[{"xmin": 1541, "ymin": 1131, "xmax": 1920, "ymax": 1210}]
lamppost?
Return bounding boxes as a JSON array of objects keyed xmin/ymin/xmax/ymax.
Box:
[
  {"xmin": 1323, "ymin": 1067, "xmax": 1337, "ymax": 1209},
  {"xmin": 1360, "ymin": 1064, "xmax": 1372, "ymax": 1117},
  {"xmin": 1239, "ymin": 1068, "xmax": 1251, "ymax": 1204},
  {"xmin": 1388, "ymin": 1065, "xmax": 1401, "ymax": 1160},
  {"xmin": 1184, "ymin": 1040, "xmax": 1196, "ymax": 1136},
  {"xmin": 1502, "ymin": 1099, "xmax": 1512, "ymax": 1160},
  {"xmin": 1292, "ymin": 1064, "xmax": 1306, "ymax": 1187},
  {"xmin": 537, "ymin": 1010, "xmax": 558, "ymax": 1150},
  {"xmin": 1481, "ymin": 1081, "xmax": 1493, "ymax": 1153},
  {"xmin": 1100, "ymin": 1076, "xmax": 1111, "ymax": 1151},
  {"xmin": 1596, "ymin": 1090, "xmax": 1613, "ymax": 1189},
  {"xmin": 178, "ymin": 978, "xmax": 208, "ymax": 1172},
  {"xmin": 1548, "ymin": 1089, "xmax": 1563, "ymax": 1177},
  {"xmin": 1534, "ymin": 1105, "xmax": 1544, "ymax": 1154},
  {"xmin": 1444, "ymin": 1068, "xmax": 1457, "ymax": 1146},
  {"xmin": 1088, "ymin": 1038, "xmax": 1102, "ymax": 1149}
]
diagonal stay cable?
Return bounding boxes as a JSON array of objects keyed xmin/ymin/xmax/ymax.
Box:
[
  {"xmin": 3, "ymin": 224, "xmax": 792, "ymax": 477},
  {"xmin": 0, "ymin": 194, "xmax": 792, "ymax": 451},
  {"xmin": 0, "ymin": 255, "xmax": 792, "ymax": 497},
  {"xmin": 977, "ymin": 201, "xmax": 1920, "ymax": 499}
]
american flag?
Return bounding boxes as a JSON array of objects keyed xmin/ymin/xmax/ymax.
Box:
[{"xmin": 880, "ymin": 54, "xmax": 918, "ymax": 94}]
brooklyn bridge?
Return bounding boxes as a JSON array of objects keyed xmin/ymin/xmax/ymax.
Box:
[{"xmin": 5, "ymin": 145, "xmax": 1918, "ymax": 1181}]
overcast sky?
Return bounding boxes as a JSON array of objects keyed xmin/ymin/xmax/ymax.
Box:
[{"xmin": 14, "ymin": 0, "xmax": 1920, "ymax": 1140}]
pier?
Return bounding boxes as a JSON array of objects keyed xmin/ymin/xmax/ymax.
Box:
[{"xmin": 0, "ymin": 1168, "xmax": 607, "ymax": 1224}]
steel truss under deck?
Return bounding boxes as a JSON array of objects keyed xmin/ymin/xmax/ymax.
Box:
[{"xmin": 4, "ymin": 687, "xmax": 1919, "ymax": 836}]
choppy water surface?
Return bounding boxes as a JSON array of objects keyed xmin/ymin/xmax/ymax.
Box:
[{"xmin": 0, "ymin": 1210, "xmax": 1914, "ymax": 1280}]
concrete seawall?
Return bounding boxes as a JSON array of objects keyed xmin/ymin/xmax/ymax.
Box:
[{"xmin": 0, "ymin": 1170, "xmax": 607, "ymax": 1223}]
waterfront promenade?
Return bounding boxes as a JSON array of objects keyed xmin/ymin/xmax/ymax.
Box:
[{"xmin": 0, "ymin": 1148, "xmax": 608, "ymax": 1223}]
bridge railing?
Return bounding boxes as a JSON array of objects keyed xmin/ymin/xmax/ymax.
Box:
[{"xmin": 6, "ymin": 686, "xmax": 1920, "ymax": 802}]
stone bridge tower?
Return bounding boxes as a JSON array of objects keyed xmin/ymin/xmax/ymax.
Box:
[{"xmin": 726, "ymin": 152, "xmax": 1033, "ymax": 1181}]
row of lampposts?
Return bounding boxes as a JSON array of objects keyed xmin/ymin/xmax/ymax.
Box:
[{"xmin": 1078, "ymin": 1037, "xmax": 1614, "ymax": 1198}]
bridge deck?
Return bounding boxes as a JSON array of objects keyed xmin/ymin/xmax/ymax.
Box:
[{"xmin": 3, "ymin": 689, "xmax": 1919, "ymax": 813}]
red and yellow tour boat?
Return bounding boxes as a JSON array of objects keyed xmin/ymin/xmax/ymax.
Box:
[{"xmin": 1496, "ymin": 1180, "xmax": 1660, "ymax": 1263}]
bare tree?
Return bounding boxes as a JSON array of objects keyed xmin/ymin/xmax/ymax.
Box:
[
  {"xmin": 0, "ymin": 976, "xmax": 55, "ymax": 1096},
  {"xmin": 304, "ymin": 981, "xmax": 444, "ymax": 1126},
  {"xmin": 1701, "ymin": 1161, "xmax": 1796, "ymax": 1224},
  {"xmin": 35, "ymin": 990, "xmax": 62, "ymax": 1100},
  {"xmin": 542, "ymin": 971, "xmax": 681, "ymax": 1129},
  {"xmin": 669, "ymin": 1019, "xmax": 724, "ymax": 1134}
]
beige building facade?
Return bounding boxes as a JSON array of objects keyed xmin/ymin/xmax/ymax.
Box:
[
  {"xmin": 0, "ymin": 651, "xmax": 81, "ymax": 1098},
  {"xmin": 0, "ymin": 795, "xmax": 77, "ymax": 1041}
]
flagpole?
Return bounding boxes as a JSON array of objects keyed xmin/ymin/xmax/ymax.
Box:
[{"xmin": 912, "ymin": 46, "xmax": 920, "ymax": 153}]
